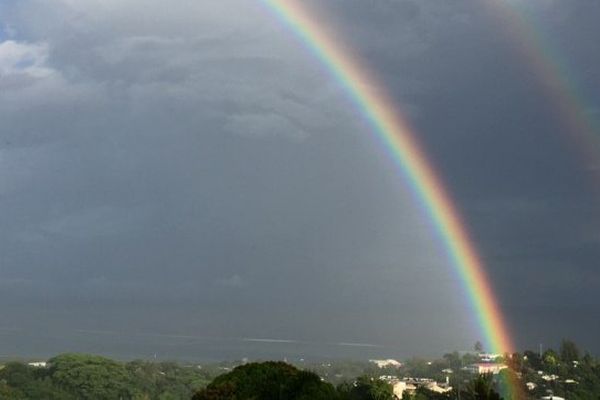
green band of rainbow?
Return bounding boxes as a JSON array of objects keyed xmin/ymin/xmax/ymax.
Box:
[{"xmin": 260, "ymin": 0, "xmax": 514, "ymax": 356}]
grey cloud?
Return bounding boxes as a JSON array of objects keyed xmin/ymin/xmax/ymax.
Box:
[
  {"xmin": 0, "ymin": 40, "xmax": 52, "ymax": 77},
  {"xmin": 0, "ymin": 0, "xmax": 599, "ymax": 358},
  {"xmin": 215, "ymin": 274, "xmax": 246, "ymax": 289},
  {"xmin": 21, "ymin": 205, "xmax": 152, "ymax": 240},
  {"xmin": 224, "ymin": 113, "xmax": 308, "ymax": 140}
]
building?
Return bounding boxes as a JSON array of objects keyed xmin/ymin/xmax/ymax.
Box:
[
  {"xmin": 382, "ymin": 377, "xmax": 451, "ymax": 399},
  {"xmin": 391, "ymin": 381, "xmax": 410, "ymax": 399},
  {"xmin": 541, "ymin": 374, "xmax": 559, "ymax": 382},
  {"xmin": 27, "ymin": 361, "xmax": 47, "ymax": 368},
  {"xmin": 370, "ymin": 359, "xmax": 402, "ymax": 368},
  {"xmin": 478, "ymin": 353, "xmax": 502, "ymax": 362},
  {"xmin": 462, "ymin": 363, "xmax": 508, "ymax": 375}
]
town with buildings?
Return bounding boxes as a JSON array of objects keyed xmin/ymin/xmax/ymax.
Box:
[{"xmin": 0, "ymin": 341, "xmax": 596, "ymax": 399}]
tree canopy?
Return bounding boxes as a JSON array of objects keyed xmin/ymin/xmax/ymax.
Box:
[
  {"xmin": 192, "ymin": 361, "xmax": 338, "ymax": 400},
  {"xmin": 0, "ymin": 353, "xmax": 213, "ymax": 399}
]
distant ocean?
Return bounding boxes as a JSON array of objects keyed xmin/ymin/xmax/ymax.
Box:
[{"xmin": 0, "ymin": 329, "xmax": 404, "ymax": 363}]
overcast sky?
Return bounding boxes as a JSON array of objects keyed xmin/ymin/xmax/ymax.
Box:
[{"xmin": 1, "ymin": 0, "xmax": 599, "ymax": 359}]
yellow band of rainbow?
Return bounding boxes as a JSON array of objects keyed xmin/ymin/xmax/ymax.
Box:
[{"xmin": 259, "ymin": 0, "xmax": 515, "ymax": 356}]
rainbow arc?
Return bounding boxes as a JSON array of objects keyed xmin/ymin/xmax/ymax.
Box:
[
  {"xmin": 259, "ymin": 2, "xmax": 599, "ymax": 397},
  {"xmin": 259, "ymin": 0, "xmax": 514, "ymax": 356}
]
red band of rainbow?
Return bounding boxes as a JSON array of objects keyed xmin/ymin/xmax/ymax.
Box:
[{"xmin": 259, "ymin": 0, "xmax": 515, "ymax": 356}]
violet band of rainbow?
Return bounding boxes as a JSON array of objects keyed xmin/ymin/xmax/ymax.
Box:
[{"xmin": 259, "ymin": 0, "xmax": 515, "ymax": 356}]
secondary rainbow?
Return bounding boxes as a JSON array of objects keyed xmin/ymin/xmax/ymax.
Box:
[
  {"xmin": 259, "ymin": 0, "xmax": 515, "ymax": 356},
  {"xmin": 485, "ymin": 2, "xmax": 600, "ymax": 173}
]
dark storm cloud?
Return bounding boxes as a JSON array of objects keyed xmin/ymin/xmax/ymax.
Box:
[
  {"xmin": 313, "ymin": 0, "xmax": 600, "ymax": 351},
  {"xmin": 0, "ymin": 0, "xmax": 599, "ymax": 358}
]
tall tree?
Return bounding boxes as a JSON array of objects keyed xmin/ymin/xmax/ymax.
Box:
[
  {"xmin": 474, "ymin": 341, "xmax": 484, "ymax": 353},
  {"xmin": 559, "ymin": 339, "xmax": 580, "ymax": 363}
]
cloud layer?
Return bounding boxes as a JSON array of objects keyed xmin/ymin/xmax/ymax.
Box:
[{"xmin": 0, "ymin": 0, "xmax": 599, "ymax": 357}]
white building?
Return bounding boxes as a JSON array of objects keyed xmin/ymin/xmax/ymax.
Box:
[
  {"xmin": 462, "ymin": 363, "xmax": 507, "ymax": 375},
  {"xmin": 478, "ymin": 353, "xmax": 502, "ymax": 362},
  {"xmin": 27, "ymin": 361, "xmax": 47, "ymax": 368},
  {"xmin": 526, "ymin": 382, "xmax": 537, "ymax": 391},
  {"xmin": 383, "ymin": 377, "xmax": 451, "ymax": 399},
  {"xmin": 541, "ymin": 374, "xmax": 559, "ymax": 382},
  {"xmin": 370, "ymin": 359, "xmax": 402, "ymax": 368}
]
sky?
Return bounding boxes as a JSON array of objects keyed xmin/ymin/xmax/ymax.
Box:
[{"xmin": 0, "ymin": 0, "xmax": 599, "ymax": 360}]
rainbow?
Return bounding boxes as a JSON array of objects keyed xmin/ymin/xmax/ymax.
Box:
[
  {"xmin": 259, "ymin": 0, "xmax": 515, "ymax": 357},
  {"xmin": 256, "ymin": 1, "xmax": 600, "ymax": 397},
  {"xmin": 485, "ymin": 2, "xmax": 600, "ymax": 174}
]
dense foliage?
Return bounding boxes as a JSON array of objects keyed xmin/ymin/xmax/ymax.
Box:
[
  {"xmin": 192, "ymin": 361, "xmax": 338, "ymax": 400},
  {"xmin": 337, "ymin": 376, "xmax": 395, "ymax": 400},
  {"xmin": 2, "ymin": 339, "xmax": 600, "ymax": 399},
  {"xmin": 0, "ymin": 353, "xmax": 214, "ymax": 399},
  {"xmin": 510, "ymin": 340, "xmax": 600, "ymax": 400}
]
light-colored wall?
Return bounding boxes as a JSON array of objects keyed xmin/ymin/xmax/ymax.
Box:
[{"xmin": 392, "ymin": 381, "xmax": 407, "ymax": 399}]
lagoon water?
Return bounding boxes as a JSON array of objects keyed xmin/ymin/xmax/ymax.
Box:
[{"xmin": 0, "ymin": 329, "xmax": 404, "ymax": 363}]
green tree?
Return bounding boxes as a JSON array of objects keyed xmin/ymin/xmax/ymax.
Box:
[
  {"xmin": 47, "ymin": 353, "xmax": 136, "ymax": 400},
  {"xmin": 523, "ymin": 350, "xmax": 542, "ymax": 371},
  {"xmin": 0, "ymin": 380, "xmax": 25, "ymax": 400},
  {"xmin": 0, "ymin": 362, "xmax": 36, "ymax": 388},
  {"xmin": 192, "ymin": 361, "xmax": 338, "ymax": 400},
  {"xmin": 0, "ymin": 361, "xmax": 75, "ymax": 399},
  {"xmin": 475, "ymin": 341, "xmax": 484, "ymax": 353},
  {"xmin": 339, "ymin": 376, "xmax": 394, "ymax": 400},
  {"xmin": 462, "ymin": 374, "xmax": 501, "ymax": 400},
  {"xmin": 559, "ymin": 339, "xmax": 580, "ymax": 363},
  {"xmin": 542, "ymin": 349, "xmax": 560, "ymax": 374},
  {"xmin": 442, "ymin": 352, "xmax": 461, "ymax": 371}
]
